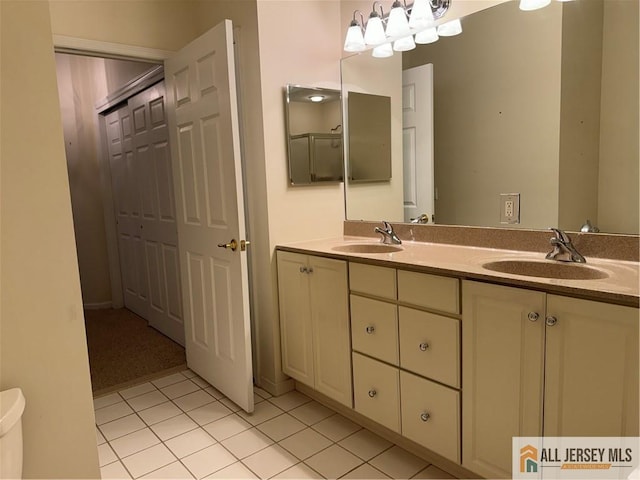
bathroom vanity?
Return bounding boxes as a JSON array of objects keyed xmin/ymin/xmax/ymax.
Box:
[{"xmin": 276, "ymin": 227, "xmax": 639, "ymax": 479}]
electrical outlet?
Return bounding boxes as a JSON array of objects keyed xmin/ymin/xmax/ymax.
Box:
[{"xmin": 500, "ymin": 193, "xmax": 520, "ymax": 224}]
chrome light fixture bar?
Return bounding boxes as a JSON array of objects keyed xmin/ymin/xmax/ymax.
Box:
[{"xmin": 344, "ymin": 0, "xmax": 456, "ymax": 57}]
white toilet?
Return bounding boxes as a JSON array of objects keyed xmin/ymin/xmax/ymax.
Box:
[{"xmin": 0, "ymin": 388, "xmax": 25, "ymax": 479}]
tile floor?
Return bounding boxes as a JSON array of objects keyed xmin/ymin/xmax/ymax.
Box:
[{"xmin": 96, "ymin": 369, "xmax": 456, "ymax": 479}]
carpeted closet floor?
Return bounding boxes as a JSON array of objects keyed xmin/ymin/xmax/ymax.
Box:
[{"xmin": 84, "ymin": 308, "xmax": 186, "ymax": 396}]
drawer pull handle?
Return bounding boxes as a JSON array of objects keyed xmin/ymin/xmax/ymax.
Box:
[
  {"xmin": 365, "ymin": 326, "xmax": 375, "ymax": 334},
  {"xmin": 368, "ymin": 389, "xmax": 377, "ymax": 398},
  {"xmin": 546, "ymin": 316, "xmax": 558, "ymax": 327},
  {"xmin": 419, "ymin": 342, "xmax": 429, "ymax": 351},
  {"xmin": 420, "ymin": 412, "xmax": 430, "ymax": 422},
  {"xmin": 528, "ymin": 312, "xmax": 539, "ymax": 322}
]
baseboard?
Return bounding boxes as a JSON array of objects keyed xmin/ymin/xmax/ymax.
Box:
[
  {"xmin": 84, "ymin": 301, "xmax": 113, "ymax": 310},
  {"xmin": 257, "ymin": 375, "xmax": 295, "ymax": 397}
]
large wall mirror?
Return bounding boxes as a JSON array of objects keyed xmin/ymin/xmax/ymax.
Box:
[
  {"xmin": 341, "ymin": 0, "xmax": 639, "ymax": 234},
  {"xmin": 285, "ymin": 85, "xmax": 344, "ymax": 185}
]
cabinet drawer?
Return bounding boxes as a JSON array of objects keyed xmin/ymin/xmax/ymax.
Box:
[
  {"xmin": 398, "ymin": 270, "xmax": 459, "ymax": 314},
  {"xmin": 350, "ymin": 263, "xmax": 396, "ymax": 300},
  {"xmin": 401, "ymin": 370, "xmax": 460, "ymax": 463},
  {"xmin": 399, "ymin": 307, "xmax": 460, "ymax": 388},
  {"xmin": 353, "ymin": 352, "xmax": 400, "ymax": 433},
  {"xmin": 351, "ymin": 295, "xmax": 399, "ymax": 365}
]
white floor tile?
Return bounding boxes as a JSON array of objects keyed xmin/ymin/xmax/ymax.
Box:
[
  {"xmin": 268, "ymin": 391, "xmax": 311, "ymax": 412},
  {"xmin": 100, "ymin": 414, "xmax": 147, "ymax": 441},
  {"xmin": 96, "ymin": 427, "xmax": 106, "ymax": 445},
  {"xmin": 98, "ymin": 443, "xmax": 118, "ymax": 467},
  {"xmin": 369, "ymin": 445, "xmax": 428, "ymax": 479},
  {"xmin": 188, "ymin": 401, "xmax": 233, "ymax": 425},
  {"xmin": 181, "ymin": 443, "xmax": 237, "ymax": 479},
  {"xmin": 138, "ymin": 401, "xmax": 182, "ymax": 426},
  {"xmin": 221, "ymin": 427, "xmax": 274, "ymax": 459},
  {"xmin": 109, "ymin": 428, "xmax": 160, "ymax": 459},
  {"xmin": 256, "ymin": 413, "xmax": 306, "ymax": 442},
  {"xmin": 203, "ymin": 414, "xmax": 252, "ymax": 441},
  {"xmin": 341, "ymin": 463, "xmax": 390, "ymax": 479},
  {"xmin": 242, "ymin": 444, "xmax": 298, "ymax": 479},
  {"xmin": 119, "ymin": 382, "xmax": 157, "ymax": 400},
  {"xmin": 182, "ymin": 369, "xmax": 197, "ymax": 379},
  {"xmin": 273, "ymin": 462, "xmax": 322, "ymax": 479},
  {"xmin": 95, "ymin": 401, "xmax": 135, "ymax": 425},
  {"xmin": 288, "ymin": 401, "xmax": 335, "ymax": 426},
  {"xmin": 253, "ymin": 387, "xmax": 272, "ymax": 399},
  {"xmin": 237, "ymin": 400, "xmax": 284, "ymax": 426},
  {"xmin": 161, "ymin": 379, "xmax": 200, "ymax": 399},
  {"xmin": 173, "ymin": 390, "xmax": 216, "ymax": 412},
  {"xmin": 190, "ymin": 376, "xmax": 211, "ymax": 389},
  {"xmin": 150, "ymin": 413, "xmax": 199, "ymax": 441},
  {"xmin": 254, "ymin": 393, "xmax": 265, "ymax": 404},
  {"xmin": 164, "ymin": 428, "xmax": 216, "ymax": 458},
  {"xmin": 127, "ymin": 390, "xmax": 170, "ymax": 412},
  {"xmin": 412, "ymin": 465, "xmax": 457, "ymax": 479},
  {"xmin": 121, "ymin": 443, "xmax": 177, "ymax": 478},
  {"xmin": 219, "ymin": 397, "xmax": 242, "ymax": 412},
  {"xmin": 204, "ymin": 386, "xmax": 224, "ymax": 400},
  {"xmin": 312, "ymin": 414, "xmax": 361, "ymax": 442},
  {"xmin": 305, "ymin": 444, "xmax": 363, "ymax": 479},
  {"xmin": 152, "ymin": 372, "xmax": 189, "ymax": 389},
  {"xmin": 338, "ymin": 429, "xmax": 392, "ymax": 461},
  {"xmin": 204, "ymin": 461, "xmax": 258, "ymax": 479},
  {"xmin": 141, "ymin": 461, "xmax": 195, "ymax": 479},
  {"xmin": 100, "ymin": 460, "xmax": 132, "ymax": 479},
  {"xmin": 94, "ymin": 392, "xmax": 123, "ymax": 410},
  {"xmin": 278, "ymin": 428, "xmax": 333, "ymax": 460}
]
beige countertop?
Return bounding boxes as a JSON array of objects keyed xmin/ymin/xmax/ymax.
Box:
[{"xmin": 276, "ymin": 236, "xmax": 640, "ymax": 308}]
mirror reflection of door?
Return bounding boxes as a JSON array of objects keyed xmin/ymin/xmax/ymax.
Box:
[{"xmin": 285, "ymin": 85, "xmax": 343, "ymax": 185}]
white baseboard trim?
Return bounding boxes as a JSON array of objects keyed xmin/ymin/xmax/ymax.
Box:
[
  {"xmin": 83, "ymin": 301, "xmax": 113, "ymax": 310},
  {"xmin": 258, "ymin": 375, "xmax": 294, "ymax": 397}
]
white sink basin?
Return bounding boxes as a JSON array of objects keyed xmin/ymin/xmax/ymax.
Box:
[
  {"xmin": 332, "ymin": 243, "xmax": 403, "ymax": 254},
  {"xmin": 482, "ymin": 260, "xmax": 608, "ymax": 280}
]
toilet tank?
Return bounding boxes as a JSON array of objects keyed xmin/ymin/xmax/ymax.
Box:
[{"xmin": 0, "ymin": 388, "xmax": 26, "ymax": 480}]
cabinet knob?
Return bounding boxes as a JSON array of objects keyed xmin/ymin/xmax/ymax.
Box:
[
  {"xmin": 420, "ymin": 412, "xmax": 430, "ymax": 422},
  {"xmin": 419, "ymin": 342, "xmax": 429, "ymax": 351},
  {"xmin": 299, "ymin": 266, "xmax": 306, "ymax": 273},
  {"xmin": 528, "ymin": 312, "xmax": 539, "ymax": 322},
  {"xmin": 365, "ymin": 326, "xmax": 375, "ymax": 334},
  {"xmin": 545, "ymin": 316, "xmax": 558, "ymax": 327},
  {"xmin": 368, "ymin": 389, "xmax": 377, "ymax": 398},
  {"xmin": 307, "ymin": 267, "xmax": 314, "ymax": 274}
]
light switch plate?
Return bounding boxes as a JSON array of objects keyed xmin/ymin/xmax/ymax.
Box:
[{"xmin": 500, "ymin": 193, "xmax": 520, "ymax": 224}]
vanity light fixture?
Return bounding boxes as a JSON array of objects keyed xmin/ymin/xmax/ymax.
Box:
[
  {"xmin": 308, "ymin": 95, "xmax": 325, "ymax": 102},
  {"xmin": 344, "ymin": 0, "xmax": 457, "ymax": 58},
  {"xmin": 519, "ymin": 0, "xmax": 575, "ymax": 11}
]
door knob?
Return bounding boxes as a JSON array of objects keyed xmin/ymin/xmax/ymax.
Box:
[{"xmin": 217, "ymin": 239, "xmax": 238, "ymax": 251}]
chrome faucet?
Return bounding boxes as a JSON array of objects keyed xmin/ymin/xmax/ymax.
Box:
[
  {"xmin": 545, "ymin": 228, "xmax": 586, "ymax": 263},
  {"xmin": 375, "ymin": 221, "xmax": 402, "ymax": 245}
]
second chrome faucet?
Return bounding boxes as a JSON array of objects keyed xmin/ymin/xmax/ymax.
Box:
[{"xmin": 375, "ymin": 221, "xmax": 402, "ymax": 245}]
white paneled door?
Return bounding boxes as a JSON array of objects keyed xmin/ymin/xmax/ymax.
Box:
[
  {"xmin": 165, "ymin": 20, "xmax": 254, "ymax": 413},
  {"xmin": 105, "ymin": 82, "xmax": 185, "ymax": 346},
  {"xmin": 403, "ymin": 64, "xmax": 434, "ymax": 224}
]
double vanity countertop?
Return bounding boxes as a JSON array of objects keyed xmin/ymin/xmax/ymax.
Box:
[{"xmin": 276, "ymin": 236, "xmax": 640, "ymax": 308}]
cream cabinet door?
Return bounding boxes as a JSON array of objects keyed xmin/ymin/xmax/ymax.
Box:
[
  {"xmin": 462, "ymin": 280, "xmax": 545, "ymax": 479},
  {"xmin": 309, "ymin": 255, "xmax": 351, "ymax": 407},
  {"xmin": 544, "ymin": 295, "xmax": 639, "ymax": 437},
  {"xmin": 277, "ymin": 251, "xmax": 314, "ymax": 387}
]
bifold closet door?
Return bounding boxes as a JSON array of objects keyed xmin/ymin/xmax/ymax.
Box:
[{"xmin": 104, "ymin": 82, "xmax": 184, "ymax": 346}]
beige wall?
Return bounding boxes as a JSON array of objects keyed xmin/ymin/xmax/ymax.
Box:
[
  {"xmin": 597, "ymin": 0, "xmax": 639, "ymax": 234},
  {"xmin": 404, "ymin": 1, "xmax": 563, "ymax": 228},
  {"xmin": 0, "ymin": 2, "xmax": 100, "ymax": 478}
]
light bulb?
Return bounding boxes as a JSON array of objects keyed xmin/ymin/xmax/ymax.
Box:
[
  {"xmin": 364, "ymin": 14, "xmax": 386, "ymax": 45},
  {"xmin": 415, "ymin": 27, "xmax": 438, "ymax": 44},
  {"xmin": 344, "ymin": 24, "xmax": 366, "ymax": 52},
  {"xmin": 437, "ymin": 18, "xmax": 462, "ymax": 36},
  {"xmin": 409, "ymin": 0, "xmax": 434, "ymax": 29},
  {"xmin": 519, "ymin": 0, "xmax": 551, "ymax": 10},
  {"xmin": 386, "ymin": 1, "xmax": 410, "ymax": 37},
  {"xmin": 309, "ymin": 96, "xmax": 325, "ymax": 103},
  {"xmin": 372, "ymin": 43, "xmax": 394, "ymax": 58},
  {"xmin": 393, "ymin": 35, "xmax": 416, "ymax": 52}
]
